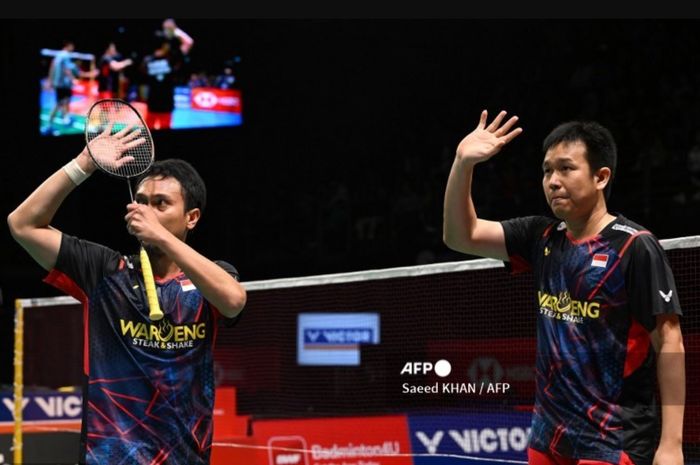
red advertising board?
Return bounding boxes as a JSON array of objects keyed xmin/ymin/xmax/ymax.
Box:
[
  {"xmin": 253, "ymin": 415, "xmax": 412, "ymax": 465},
  {"xmin": 71, "ymin": 79, "xmax": 98, "ymax": 98},
  {"xmin": 213, "ymin": 386, "xmax": 250, "ymax": 439},
  {"xmin": 67, "ymin": 79, "xmax": 98, "ymax": 116},
  {"xmin": 191, "ymin": 87, "xmax": 242, "ymax": 113}
]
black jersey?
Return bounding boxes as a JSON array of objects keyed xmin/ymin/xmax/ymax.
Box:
[
  {"xmin": 44, "ymin": 234, "xmax": 240, "ymax": 465},
  {"xmin": 501, "ymin": 215, "xmax": 681, "ymax": 465}
]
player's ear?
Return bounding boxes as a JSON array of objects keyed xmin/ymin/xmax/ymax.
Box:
[
  {"xmin": 594, "ymin": 167, "xmax": 611, "ymax": 191},
  {"xmin": 185, "ymin": 208, "xmax": 201, "ymax": 230}
]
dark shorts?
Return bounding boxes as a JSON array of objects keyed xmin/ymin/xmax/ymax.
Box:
[{"xmin": 56, "ymin": 86, "xmax": 72, "ymax": 103}]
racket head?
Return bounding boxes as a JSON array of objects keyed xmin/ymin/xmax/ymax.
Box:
[{"xmin": 84, "ymin": 99, "xmax": 154, "ymax": 179}]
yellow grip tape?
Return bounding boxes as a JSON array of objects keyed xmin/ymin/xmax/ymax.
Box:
[{"xmin": 140, "ymin": 247, "xmax": 163, "ymax": 320}]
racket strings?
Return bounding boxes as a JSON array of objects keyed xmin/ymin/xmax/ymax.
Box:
[{"xmin": 85, "ymin": 99, "xmax": 153, "ymax": 178}]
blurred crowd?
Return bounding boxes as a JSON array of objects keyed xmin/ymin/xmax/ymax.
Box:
[{"xmin": 240, "ymin": 22, "xmax": 700, "ymax": 278}]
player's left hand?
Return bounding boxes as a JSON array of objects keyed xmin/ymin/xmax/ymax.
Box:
[
  {"xmin": 653, "ymin": 443, "xmax": 684, "ymax": 465},
  {"xmin": 89, "ymin": 122, "xmax": 145, "ymax": 169},
  {"xmin": 125, "ymin": 203, "xmax": 171, "ymax": 246}
]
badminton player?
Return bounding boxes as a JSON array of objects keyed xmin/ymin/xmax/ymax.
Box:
[
  {"xmin": 443, "ymin": 110, "xmax": 684, "ymax": 465},
  {"xmin": 7, "ymin": 140, "xmax": 247, "ymax": 464}
]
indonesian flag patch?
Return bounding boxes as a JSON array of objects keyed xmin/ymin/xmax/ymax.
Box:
[
  {"xmin": 180, "ymin": 279, "xmax": 196, "ymax": 292},
  {"xmin": 591, "ymin": 254, "xmax": 609, "ymax": 268}
]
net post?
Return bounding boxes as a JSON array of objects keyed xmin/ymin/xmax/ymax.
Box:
[{"xmin": 13, "ymin": 298, "xmax": 24, "ymax": 465}]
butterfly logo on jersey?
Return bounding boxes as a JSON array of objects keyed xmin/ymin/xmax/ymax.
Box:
[{"xmin": 659, "ymin": 289, "xmax": 673, "ymax": 303}]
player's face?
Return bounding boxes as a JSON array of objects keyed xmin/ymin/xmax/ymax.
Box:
[
  {"xmin": 542, "ymin": 141, "xmax": 600, "ymax": 221},
  {"xmin": 135, "ymin": 176, "xmax": 198, "ymax": 241}
]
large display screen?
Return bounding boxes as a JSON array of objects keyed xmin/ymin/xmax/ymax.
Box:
[
  {"xmin": 39, "ymin": 21, "xmax": 242, "ymax": 136},
  {"xmin": 297, "ymin": 313, "xmax": 381, "ymax": 366}
]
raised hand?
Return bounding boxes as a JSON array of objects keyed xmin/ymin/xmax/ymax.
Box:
[
  {"xmin": 87, "ymin": 122, "xmax": 146, "ymax": 170},
  {"xmin": 455, "ymin": 110, "xmax": 522, "ymax": 166}
]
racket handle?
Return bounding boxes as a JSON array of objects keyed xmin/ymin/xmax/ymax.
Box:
[{"xmin": 140, "ymin": 247, "xmax": 163, "ymax": 320}]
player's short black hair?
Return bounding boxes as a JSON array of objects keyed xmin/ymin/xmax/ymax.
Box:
[
  {"xmin": 136, "ymin": 159, "xmax": 207, "ymax": 213},
  {"xmin": 542, "ymin": 121, "xmax": 617, "ymax": 200}
]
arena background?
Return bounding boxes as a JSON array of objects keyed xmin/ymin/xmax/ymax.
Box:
[{"xmin": 0, "ymin": 18, "xmax": 698, "ymax": 463}]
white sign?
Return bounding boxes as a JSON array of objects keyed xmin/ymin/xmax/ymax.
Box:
[{"xmin": 297, "ymin": 313, "xmax": 380, "ymax": 366}]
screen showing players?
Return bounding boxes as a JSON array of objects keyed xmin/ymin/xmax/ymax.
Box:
[{"xmin": 39, "ymin": 21, "xmax": 242, "ymax": 136}]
